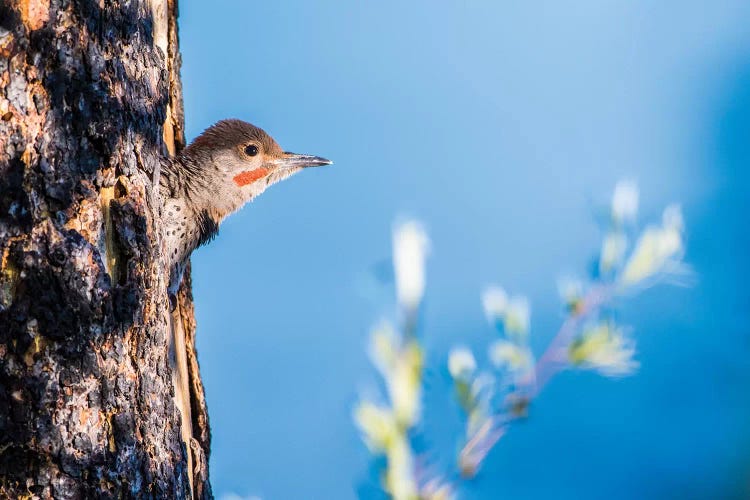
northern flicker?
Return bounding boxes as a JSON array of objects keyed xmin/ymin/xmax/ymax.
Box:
[{"xmin": 159, "ymin": 119, "xmax": 331, "ymax": 305}]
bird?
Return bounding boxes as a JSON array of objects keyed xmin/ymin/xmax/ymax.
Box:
[{"xmin": 158, "ymin": 119, "xmax": 331, "ymax": 307}]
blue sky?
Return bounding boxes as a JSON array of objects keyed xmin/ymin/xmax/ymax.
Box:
[{"xmin": 179, "ymin": 1, "xmax": 750, "ymax": 498}]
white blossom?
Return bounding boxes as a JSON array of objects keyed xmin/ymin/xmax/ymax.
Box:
[
  {"xmin": 599, "ymin": 232, "xmax": 627, "ymax": 274},
  {"xmin": 504, "ymin": 296, "xmax": 530, "ymax": 337},
  {"xmin": 489, "ymin": 339, "xmax": 533, "ymax": 372},
  {"xmin": 569, "ymin": 323, "xmax": 638, "ymax": 377},
  {"xmin": 620, "ymin": 205, "xmax": 684, "ymax": 285},
  {"xmin": 368, "ymin": 324, "xmax": 422, "ymax": 427},
  {"xmin": 612, "ymin": 180, "xmax": 639, "ymax": 223},
  {"xmin": 662, "ymin": 203, "xmax": 684, "ymax": 231},
  {"xmin": 354, "ymin": 402, "xmax": 398, "ymax": 453},
  {"xmin": 388, "ymin": 344, "xmax": 423, "ymax": 426},
  {"xmin": 393, "ymin": 220, "xmax": 430, "ymax": 311},
  {"xmin": 369, "ymin": 323, "xmax": 399, "ymax": 376},
  {"xmin": 385, "ymin": 434, "xmax": 419, "ymax": 500},
  {"xmin": 482, "ymin": 286, "xmax": 530, "ymax": 337},
  {"xmin": 481, "ymin": 286, "xmax": 508, "ymax": 323},
  {"xmin": 448, "ymin": 347, "xmax": 477, "ymax": 380}
]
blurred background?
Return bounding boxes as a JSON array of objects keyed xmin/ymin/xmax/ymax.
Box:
[{"xmin": 179, "ymin": 1, "xmax": 750, "ymax": 498}]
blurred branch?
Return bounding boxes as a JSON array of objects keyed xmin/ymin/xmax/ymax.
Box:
[
  {"xmin": 354, "ymin": 181, "xmax": 690, "ymax": 499},
  {"xmin": 452, "ymin": 180, "xmax": 688, "ymax": 479},
  {"xmin": 354, "ymin": 222, "xmax": 453, "ymax": 500}
]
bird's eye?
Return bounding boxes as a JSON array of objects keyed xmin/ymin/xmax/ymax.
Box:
[{"xmin": 244, "ymin": 144, "xmax": 259, "ymax": 156}]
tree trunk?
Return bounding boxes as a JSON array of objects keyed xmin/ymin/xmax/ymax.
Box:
[{"xmin": 0, "ymin": 0, "xmax": 211, "ymax": 497}]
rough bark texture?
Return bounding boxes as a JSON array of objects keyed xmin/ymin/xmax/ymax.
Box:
[{"xmin": 0, "ymin": 0, "xmax": 211, "ymax": 497}]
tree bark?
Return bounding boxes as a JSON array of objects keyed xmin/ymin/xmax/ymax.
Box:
[{"xmin": 0, "ymin": 0, "xmax": 211, "ymax": 497}]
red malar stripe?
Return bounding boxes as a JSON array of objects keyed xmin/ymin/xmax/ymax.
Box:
[{"xmin": 233, "ymin": 167, "xmax": 269, "ymax": 186}]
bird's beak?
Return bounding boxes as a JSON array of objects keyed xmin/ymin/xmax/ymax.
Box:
[{"xmin": 272, "ymin": 152, "xmax": 333, "ymax": 169}]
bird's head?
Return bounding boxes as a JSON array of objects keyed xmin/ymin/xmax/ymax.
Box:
[{"xmin": 181, "ymin": 119, "xmax": 331, "ymax": 219}]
